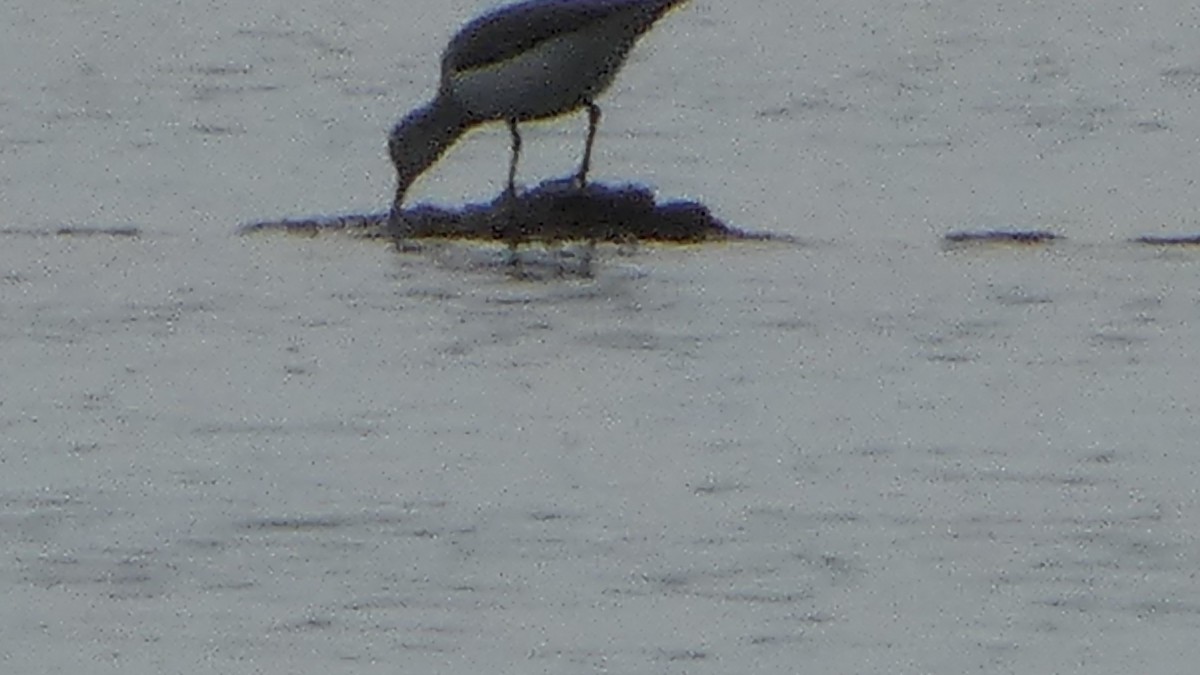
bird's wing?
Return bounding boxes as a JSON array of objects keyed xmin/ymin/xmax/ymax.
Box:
[{"xmin": 442, "ymin": 0, "xmax": 678, "ymax": 75}]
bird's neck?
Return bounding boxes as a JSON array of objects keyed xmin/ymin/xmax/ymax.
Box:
[{"xmin": 388, "ymin": 94, "xmax": 471, "ymax": 213}]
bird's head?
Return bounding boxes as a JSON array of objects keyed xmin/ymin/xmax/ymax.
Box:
[{"xmin": 387, "ymin": 96, "xmax": 470, "ymax": 213}]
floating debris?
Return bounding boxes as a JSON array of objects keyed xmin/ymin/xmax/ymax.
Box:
[
  {"xmin": 942, "ymin": 229, "xmax": 1062, "ymax": 247},
  {"xmin": 0, "ymin": 226, "xmax": 141, "ymax": 238},
  {"xmin": 56, "ymin": 226, "xmax": 141, "ymax": 237},
  {"xmin": 1130, "ymin": 234, "xmax": 1200, "ymax": 246},
  {"xmin": 237, "ymin": 213, "xmax": 385, "ymax": 238}
]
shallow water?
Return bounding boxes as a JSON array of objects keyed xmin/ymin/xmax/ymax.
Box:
[{"xmin": 3, "ymin": 1, "xmax": 1200, "ymax": 673}]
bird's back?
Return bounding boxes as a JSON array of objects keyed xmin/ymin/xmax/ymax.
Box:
[{"xmin": 443, "ymin": 0, "xmax": 686, "ymax": 76}]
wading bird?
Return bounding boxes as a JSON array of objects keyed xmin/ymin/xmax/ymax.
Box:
[{"xmin": 386, "ymin": 0, "xmax": 688, "ymax": 231}]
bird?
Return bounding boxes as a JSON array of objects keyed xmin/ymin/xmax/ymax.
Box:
[{"xmin": 386, "ymin": 0, "xmax": 688, "ymax": 230}]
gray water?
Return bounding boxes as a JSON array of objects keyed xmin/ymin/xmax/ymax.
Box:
[{"xmin": 3, "ymin": 1, "xmax": 1199, "ymax": 673}]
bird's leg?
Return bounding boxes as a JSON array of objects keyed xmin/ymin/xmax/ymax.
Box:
[
  {"xmin": 506, "ymin": 120, "xmax": 522, "ymax": 200},
  {"xmin": 386, "ymin": 186, "xmax": 417, "ymax": 251},
  {"xmin": 502, "ymin": 119, "xmax": 522, "ymax": 269},
  {"xmin": 576, "ymin": 102, "xmax": 602, "ymax": 188},
  {"xmin": 388, "ymin": 170, "xmax": 410, "ymax": 230},
  {"xmin": 546, "ymin": 103, "xmax": 605, "ymax": 274},
  {"xmin": 387, "ymin": 203, "xmax": 405, "ymax": 240},
  {"xmin": 568, "ymin": 102, "xmax": 603, "ymax": 276}
]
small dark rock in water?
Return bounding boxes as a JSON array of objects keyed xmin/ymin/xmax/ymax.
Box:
[
  {"xmin": 395, "ymin": 182, "xmax": 736, "ymax": 243},
  {"xmin": 239, "ymin": 181, "xmax": 774, "ymax": 243},
  {"xmin": 942, "ymin": 229, "xmax": 1062, "ymax": 246},
  {"xmin": 1130, "ymin": 234, "xmax": 1200, "ymax": 246}
]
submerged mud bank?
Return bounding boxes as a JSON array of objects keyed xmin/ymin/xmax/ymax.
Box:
[{"xmin": 239, "ymin": 182, "xmax": 782, "ymax": 244}]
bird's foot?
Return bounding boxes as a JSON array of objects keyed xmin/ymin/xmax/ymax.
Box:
[
  {"xmin": 387, "ymin": 208, "xmax": 421, "ymax": 251},
  {"xmin": 501, "ymin": 183, "xmax": 522, "ymax": 204},
  {"xmin": 386, "ymin": 207, "xmax": 406, "ymax": 236},
  {"xmin": 572, "ymin": 171, "xmax": 590, "ymax": 192}
]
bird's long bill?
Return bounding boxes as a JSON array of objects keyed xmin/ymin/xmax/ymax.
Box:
[{"xmin": 388, "ymin": 96, "xmax": 471, "ymax": 211}]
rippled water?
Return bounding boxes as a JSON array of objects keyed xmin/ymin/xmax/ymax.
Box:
[{"xmin": 3, "ymin": 1, "xmax": 1199, "ymax": 673}]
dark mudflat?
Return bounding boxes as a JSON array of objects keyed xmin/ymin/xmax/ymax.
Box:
[{"xmin": 239, "ymin": 181, "xmax": 779, "ymax": 244}]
